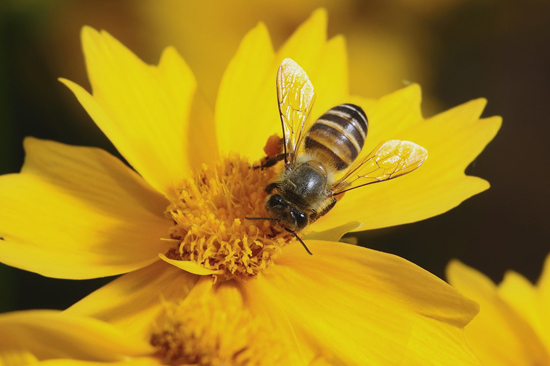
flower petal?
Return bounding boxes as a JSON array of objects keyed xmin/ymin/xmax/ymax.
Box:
[
  {"xmin": 215, "ymin": 22, "xmax": 276, "ymax": 160},
  {"xmin": 275, "ymin": 8, "xmax": 327, "ymax": 76},
  {"xmin": 245, "ymin": 242, "xmax": 480, "ymax": 365},
  {"xmin": 0, "ymin": 310, "xmax": 153, "ymax": 364},
  {"xmin": 199, "ymin": 279, "xmax": 307, "ymax": 366},
  {"xmin": 498, "ymin": 268, "xmax": 550, "ymax": 352},
  {"xmin": 351, "ymin": 85, "xmax": 423, "ymax": 150},
  {"xmin": 66, "ymin": 261, "xmax": 198, "ymax": 340},
  {"xmin": 539, "ymin": 253, "xmax": 550, "ymax": 297},
  {"xmin": 276, "ymin": 10, "xmax": 349, "ymax": 122},
  {"xmin": 498, "ymin": 272, "xmax": 539, "ymax": 328},
  {"xmin": 38, "ymin": 358, "xmax": 162, "ymax": 366},
  {"xmin": 306, "ymin": 35, "xmax": 349, "ymax": 122},
  {"xmin": 0, "ymin": 138, "xmax": 170, "ymax": 279},
  {"xmin": 216, "ymin": 9, "xmax": 350, "ymax": 163},
  {"xmin": 313, "ymin": 87, "xmax": 501, "ymax": 232},
  {"xmin": 447, "ymin": 260, "xmax": 550, "ymax": 366},
  {"xmin": 0, "ymin": 348, "xmax": 37, "ymax": 366},
  {"xmin": 158, "ymin": 254, "xmax": 224, "ymax": 275},
  {"xmin": 304, "ymin": 221, "xmax": 362, "ymax": 242},
  {"xmin": 157, "ymin": 47, "xmax": 218, "ymax": 172},
  {"xmin": 62, "ymin": 27, "xmax": 216, "ymax": 198},
  {"xmin": 239, "ymin": 281, "xmax": 308, "ymax": 366},
  {"xmin": 538, "ymin": 254, "xmax": 550, "ymax": 346}
]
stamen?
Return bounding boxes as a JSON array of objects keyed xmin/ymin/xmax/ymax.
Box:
[
  {"xmin": 150, "ymin": 295, "xmax": 283, "ymax": 366},
  {"xmin": 164, "ymin": 154, "xmax": 295, "ymax": 280}
]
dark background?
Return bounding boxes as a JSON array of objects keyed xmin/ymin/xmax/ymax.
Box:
[{"xmin": 1, "ymin": 0, "xmax": 548, "ymax": 312}]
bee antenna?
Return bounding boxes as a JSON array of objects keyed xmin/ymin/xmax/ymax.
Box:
[
  {"xmin": 284, "ymin": 228, "xmax": 313, "ymax": 255},
  {"xmin": 244, "ymin": 218, "xmax": 312, "ymax": 255},
  {"xmin": 244, "ymin": 217, "xmax": 280, "ymax": 221}
]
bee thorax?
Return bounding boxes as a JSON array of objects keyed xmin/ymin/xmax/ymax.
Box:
[{"xmin": 280, "ymin": 161, "xmax": 328, "ymax": 207}]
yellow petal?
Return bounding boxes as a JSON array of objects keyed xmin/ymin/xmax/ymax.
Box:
[
  {"xmin": 312, "ymin": 87, "xmax": 501, "ymax": 232},
  {"xmin": 205, "ymin": 280, "xmax": 306, "ymax": 366},
  {"xmin": 304, "ymin": 221, "xmax": 362, "ymax": 242},
  {"xmin": 538, "ymin": 254, "xmax": 550, "ymax": 347},
  {"xmin": 244, "ymin": 242, "xmax": 480, "ymax": 365},
  {"xmin": 157, "ymin": 47, "xmax": 217, "ymax": 172},
  {"xmin": 447, "ymin": 260, "xmax": 550, "ymax": 366},
  {"xmin": 158, "ymin": 254, "xmax": 224, "ymax": 275},
  {"xmin": 147, "ymin": 278, "xmax": 304, "ymax": 366},
  {"xmin": 352, "ymin": 85, "xmax": 423, "ymax": 150},
  {"xmin": 243, "ymin": 286, "xmax": 307, "ymax": 366},
  {"xmin": 307, "ymin": 35, "xmax": 349, "ymax": 122},
  {"xmin": 0, "ymin": 310, "xmax": 153, "ymax": 364},
  {"xmin": 62, "ymin": 27, "xmax": 216, "ymax": 198},
  {"xmin": 274, "ymin": 9, "xmax": 348, "ymax": 142},
  {"xmin": 538, "ymin": 253, "xmax": 550, "ymax": 294},
  {"xmin": 38, "ymin": 358, "xmax": 161, "ymax": 366},
  {"xmin": 499, "ymin": 269, "xmax": 550, "ymax": 352},
  {"xmin": 216, "ymin": 9, "xmax": 349, "ymax": 163},
  {"xmin": 498, "ymin": 272, "xmax": 539, "ymax": 328},
  {"xmin": 215, "ymin": 22, "xmax": 277, "ymax": 160},
  {"xmin": 275, "ymin": 9, "xmax": 327, "ymax": 75},
  {"xmin": 0, "ymin": 348, "xmax": 37, "ymax": 366},
  {"xmin": 0, "ymin": 138, "xmax": 169, "ymax": 279},
  {"xmin": 66, "ymin": 261, "xmax": 199, "ymax": 340}
]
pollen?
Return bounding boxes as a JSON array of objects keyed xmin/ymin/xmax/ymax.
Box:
[
  {"xmin": 150, "ymin": 294, "xmax": 283, "ymax": 366},
  {"xmin": 164, "ymin": 154, "xmax": 291, "ymax": 280}
]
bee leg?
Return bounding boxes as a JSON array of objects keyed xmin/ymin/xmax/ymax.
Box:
[
  {"xmin": 253, "ymin": 153, "xmax": 287, "ymax": 170},
  {"xmin": 265, "ymin": 182, "xmax": 279, "ymax": 194},
  {"xmin": 308, "ymin": 208, "xmax": 318, "ymax": 221},
  {"xmin": 309, "ymin": 198, "xmax": 337, "ymax": 223}
]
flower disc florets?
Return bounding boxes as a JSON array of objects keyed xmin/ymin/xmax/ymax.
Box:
[
  {"xmin": 150, "ymin": 296, "xmax": 283, "ymax": 366},
  {"xmin": 165, "ymin": 154, "xmax": 292, "ymax": 280}
]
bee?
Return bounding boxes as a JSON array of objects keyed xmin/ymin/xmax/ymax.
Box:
[{"xmin": 248, "ymin": 59, "xmax": 428, "ymax": 254}]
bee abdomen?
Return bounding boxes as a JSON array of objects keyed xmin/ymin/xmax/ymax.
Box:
[{"xmin": 305, "ymin": 104, "xmax": 368, "ymax": 170}]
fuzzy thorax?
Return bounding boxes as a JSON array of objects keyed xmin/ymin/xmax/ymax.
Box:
[{"xmin": 164, "ymin": 154, "xmax": 293, "ymax": 280}]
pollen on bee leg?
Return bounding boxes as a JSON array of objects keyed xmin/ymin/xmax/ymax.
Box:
[
  {"xmin": 164, "ymin": 153, "xmax": 292, "ymax": 280},
  {"xmin": 263, "ymin": 133, "xmax": 283, "ymax": 158},
  {"xmin": 150, "ymin": 294, "xmax": 284, "ymax": 366}
]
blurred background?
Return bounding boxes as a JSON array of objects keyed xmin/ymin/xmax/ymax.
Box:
[{"xmin": 0, "ymin": 0, "xmax": 548, "ymax": 312}]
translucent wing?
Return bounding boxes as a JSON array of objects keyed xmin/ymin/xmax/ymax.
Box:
[
  {"xmin": 331, "ymin": 140, "xmax": 428, "ymax": 195},
  {"xmin": 277, "ymin": 58, "xmax": 316, "ymax": 165}
]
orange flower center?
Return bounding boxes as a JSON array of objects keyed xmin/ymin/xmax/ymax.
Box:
[
  {"xmin": 150, "ymin": 295, "xmax": 283, "ymax": 366},
  {"xmin": 164, "ymin": 154, "xmax": 293, "ymax": 280}
]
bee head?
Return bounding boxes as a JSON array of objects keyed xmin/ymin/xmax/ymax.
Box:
[{"xmin": 265, "ymin": 194, "xmax": 309, "ymax": 232}]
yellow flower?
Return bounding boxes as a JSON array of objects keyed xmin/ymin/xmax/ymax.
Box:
[
  {"xmin": 447, "ymin": 257, "xmax": 550, "ymax": 366},
  {"xmin": 0, "ymin": 286, "xmax": 291, "ymax": 366},
  {"xmin": 139, "ymin": 0, "xmax": 432, "ymax": 101},
  {"xmin": 0, "ymin": 310, "xmax": 155, "ymax": 366},
  {"xmin": 0, "ymin": 9, "xmax": 499, "ymax": 366},
  {"xmin": 150, "ymin": 281, "xmax": 288, "ymax": 366}
]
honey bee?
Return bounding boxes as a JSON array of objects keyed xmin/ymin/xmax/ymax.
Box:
[{"xmin": 248, "ymin": 59, "xmax": 428, "ymax": 254}]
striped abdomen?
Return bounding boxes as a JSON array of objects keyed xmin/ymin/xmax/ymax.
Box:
[{"xmin": 304, "ymin": 104, "xmax": 368, "ymax": 170}]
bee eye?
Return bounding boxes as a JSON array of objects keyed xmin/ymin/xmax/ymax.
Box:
[{"xmin": 292, "ymin": 210, "xmax": 308, "ymax": 230}]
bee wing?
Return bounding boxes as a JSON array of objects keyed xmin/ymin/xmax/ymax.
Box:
[
  {"xmin": 331, "ymin": 140, "xmax": 428, "ymax": 195},
  {"xmin": 277, "ymin": 58, "xmax": 316, "ymax": 164}
]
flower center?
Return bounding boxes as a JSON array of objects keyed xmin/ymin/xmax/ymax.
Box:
[
  {"xmin": 150, "ymin": 293, "xmax": 283, "ymax": 366},
  {"xmin": 164, "ymin": 154, "xmax": 293, "ymax": 280}
]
